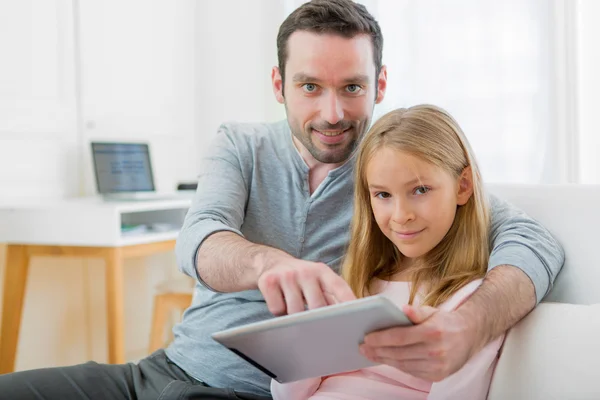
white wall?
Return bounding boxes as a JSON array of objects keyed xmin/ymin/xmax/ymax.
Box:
[
  {"xmin": 576, "ymin": 0, "xmax": 600, "ymax": 183},
  {"xmin": 194, "ymin": 1, "xmax": 286, "ymax": 157},
  {"xmin": 0, "ymin": 0, "xmax": 79, "ymax": 200}
]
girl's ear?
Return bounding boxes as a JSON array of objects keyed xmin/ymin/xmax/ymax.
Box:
[{"xmin": 457, "ymin": 166, "xmax": 474, "ymax": 206}]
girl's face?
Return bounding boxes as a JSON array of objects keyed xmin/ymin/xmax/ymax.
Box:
[{"xmin": 366, "ymin": 147, "xmax": 472, "ymax": 259}]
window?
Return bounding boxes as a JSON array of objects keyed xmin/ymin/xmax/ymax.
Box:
[{"xmin": 284, "ymin": 0, "xmax": 566, "ymax": 183}]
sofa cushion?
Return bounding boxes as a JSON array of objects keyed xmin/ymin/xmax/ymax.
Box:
[{"xmin": 487, "ymin": 302, "xmax": 600, "ymax": 400}]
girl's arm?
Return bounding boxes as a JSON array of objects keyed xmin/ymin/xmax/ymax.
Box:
[{"xmin": 270, "ymin": 377, "xmax": 323, "ymax": 400}]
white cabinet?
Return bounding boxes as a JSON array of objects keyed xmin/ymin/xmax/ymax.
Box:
[{"xmin": 0, "ymin": 197, "xmax": 192, "ymax": 246}]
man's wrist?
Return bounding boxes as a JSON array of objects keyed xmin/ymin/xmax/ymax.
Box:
[
  {"xmin": 453, "ymin": 303, "xmax": 485, "ymax": 358},
  {"xmin": 251, "ymin": 245, "xmax": 292, "ymax": 282}
]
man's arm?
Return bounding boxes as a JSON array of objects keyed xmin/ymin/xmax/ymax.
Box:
[
  {"xmin": 455, "ymin": 265, "xmax": 535, "ymax": 357},
  {"xmin": 361, "ymin": 267, "xmax": 537, "ymax": 382},
  {"xmin": 195, "ymin": 231, "xmax": 290, "ymax": 292},
  {"xmin": 176, "ymin": 123, "xmax": 354, "ymax": 314},
  {"xmin": 175, "ymin": 123, "xmax": 250, "ymax": 287},
  {"xmin": 197, "ymin": 231, "xmax": 355, "ymax": 314},
  {"xmin": 486, "ymin": 194, "xmax": 565, "ymax": 304},
  {"xmin": 455, "ymin": 193, "xmax": 565, "ymax": 354}
]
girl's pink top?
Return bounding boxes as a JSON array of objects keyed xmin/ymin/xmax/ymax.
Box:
[{"xmin": 271, "ymin": 279, "xmax": 504, "ymax": 400}]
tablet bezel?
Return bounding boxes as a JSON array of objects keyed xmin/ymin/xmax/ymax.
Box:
[{"xmin": 211, "ymin": 295, "xmax": 412, "ymax": 383}]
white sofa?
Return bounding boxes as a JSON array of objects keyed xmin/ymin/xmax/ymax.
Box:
[{"xmin": 485, "ymin": 184, "xmax": 600, "ymax": 400}]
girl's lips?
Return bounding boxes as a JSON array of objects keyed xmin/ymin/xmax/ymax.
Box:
[
  {"xmin": 393, "ymin": 228, "xmax": 425, "ymax": 240},
  {"xmin": 313, "ymin": 128, "xmax": 350, "ymax": 145}
]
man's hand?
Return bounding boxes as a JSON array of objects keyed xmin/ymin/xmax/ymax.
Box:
[
  {"xmin": 257, "ymin": 258, "xmax": 356, "ymax": 315},
  {"xmin": 359, "ymin": 305, "xmax": 477, "ymax": 382}
]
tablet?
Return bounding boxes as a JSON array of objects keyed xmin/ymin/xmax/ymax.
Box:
[{"xmin": 211, "ymin": 295, "xmax": 412, "ymax": 383}]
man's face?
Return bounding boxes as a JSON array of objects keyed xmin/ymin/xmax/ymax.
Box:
[{"xmin": 272, "ymin": 31, "xmax": 387, "ymax": 164}]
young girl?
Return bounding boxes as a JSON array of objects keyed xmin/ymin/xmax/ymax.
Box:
[{"xmin": 271, "ymin": 105, "xmax": 505, "ymax": 399}]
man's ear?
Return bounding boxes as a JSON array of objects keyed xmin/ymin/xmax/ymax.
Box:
[
  {"xmin": 457, "ymin": 166, "xmax": 474, "ymax": 206},
  {"xmin": 272, "ymin": 66, "xmax": 285, "ymax": 104},
  {"xmin": 375, "ymin": 65, "xmax": 387, "ymax": 104}
]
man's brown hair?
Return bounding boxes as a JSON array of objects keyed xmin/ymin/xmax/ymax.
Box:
[{"xmin": 277, "ymin": 0, "xmax": 383, "ymax": 86}]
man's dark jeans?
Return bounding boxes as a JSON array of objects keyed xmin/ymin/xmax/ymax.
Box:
[{"xmin": 0, "ymin": 350, "xmax": 272, "ymax": 400}]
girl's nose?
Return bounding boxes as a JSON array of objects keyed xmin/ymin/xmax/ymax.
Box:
[{"xmin": 392, "ymin": 200, "xmax": 415, "ymax": 224}]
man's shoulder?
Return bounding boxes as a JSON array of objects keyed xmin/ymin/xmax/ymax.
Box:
[
  {"xmin": 487, "ymin": 191, "xmax": 525, "ymax": 220},
  {"xmin": 205, "ymin": 120, "xmax": 291, "ymax": 170},
  {"xmin": 217, "ymin": 120, "xmax": 289, "ymax": 147}
]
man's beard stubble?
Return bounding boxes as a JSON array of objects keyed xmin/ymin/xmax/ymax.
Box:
[
  {"xmin": 296, "ymin": 128, "xmax": 356, "ymax": 164},
  {"xmin": 288, "ymin": 116, "xmax": 369, "ymax": 164}
]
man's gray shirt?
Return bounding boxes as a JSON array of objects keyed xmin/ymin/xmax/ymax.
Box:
[{"xmin": 165, "ymin": 120, "xmax": 565, "ymax": 396}]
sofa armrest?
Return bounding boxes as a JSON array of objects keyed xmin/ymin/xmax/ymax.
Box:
[{"xmin": 488, "ymin": 303, "xmax": 600, "ymax": 400}]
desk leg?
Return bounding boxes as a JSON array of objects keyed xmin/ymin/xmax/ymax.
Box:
[
  {"xmin": 0, "ymin": 245, "xmax": 30, "ymax": 374},
  {"xmin": 104, "ymin": 248, "xmax": 125, "ymax": 364}
]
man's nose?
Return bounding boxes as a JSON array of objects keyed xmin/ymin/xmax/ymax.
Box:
[{"xmin": 320, "ymin": 92, "xmax": 344, "ymax": 125}]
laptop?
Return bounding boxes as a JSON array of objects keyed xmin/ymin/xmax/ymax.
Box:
[{"xmin": 91, "ymin": 141, "xmax": 188, "ymax": 201}]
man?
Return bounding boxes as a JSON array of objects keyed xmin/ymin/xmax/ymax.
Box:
[{"xmin": 0, "ymin": 1, "xmax": 564, "ymax": 399}]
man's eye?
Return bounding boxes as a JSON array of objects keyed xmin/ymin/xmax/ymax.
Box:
[
  {"xmin": 346, "ymin": 84, "xmax": 361, "ymax": 93},
  {"xmin": 414, "ymin": 186, "xmax": 430, "ymax": 195},
  {"xmin": 302, "ymin": 83, "xmax": 318, "ymax": 92}
]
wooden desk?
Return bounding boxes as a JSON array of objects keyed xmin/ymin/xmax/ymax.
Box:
[{"xmin": 0, "ymin": 196, "xmax": 192, "ymax": 373}]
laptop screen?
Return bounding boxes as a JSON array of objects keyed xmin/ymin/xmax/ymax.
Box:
[{"xmin": 91, "ymin": 142, "xmax": 155, "ymax": 193}]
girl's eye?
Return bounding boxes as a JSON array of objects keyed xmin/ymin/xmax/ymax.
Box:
[
  {"xmin": 375, "ymin": 192, "xmax": 391, "ymax": 199},
  {"xmin": 413, "ymin": 186, "xmax": 430, "ymax": 195},
  {"xmin": 302, "ymin": 83, "xmax": 318, "ymax": 92}
]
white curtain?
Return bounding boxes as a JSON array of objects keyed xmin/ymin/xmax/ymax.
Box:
[{"xmin": 284, "ymin": 0, "xmax": 564, "ymax": 183}]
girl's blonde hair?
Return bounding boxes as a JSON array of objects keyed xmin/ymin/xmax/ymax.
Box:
[{"xmin": 342, "ymin": 105, "xmax": 490, "ymax": 307}]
